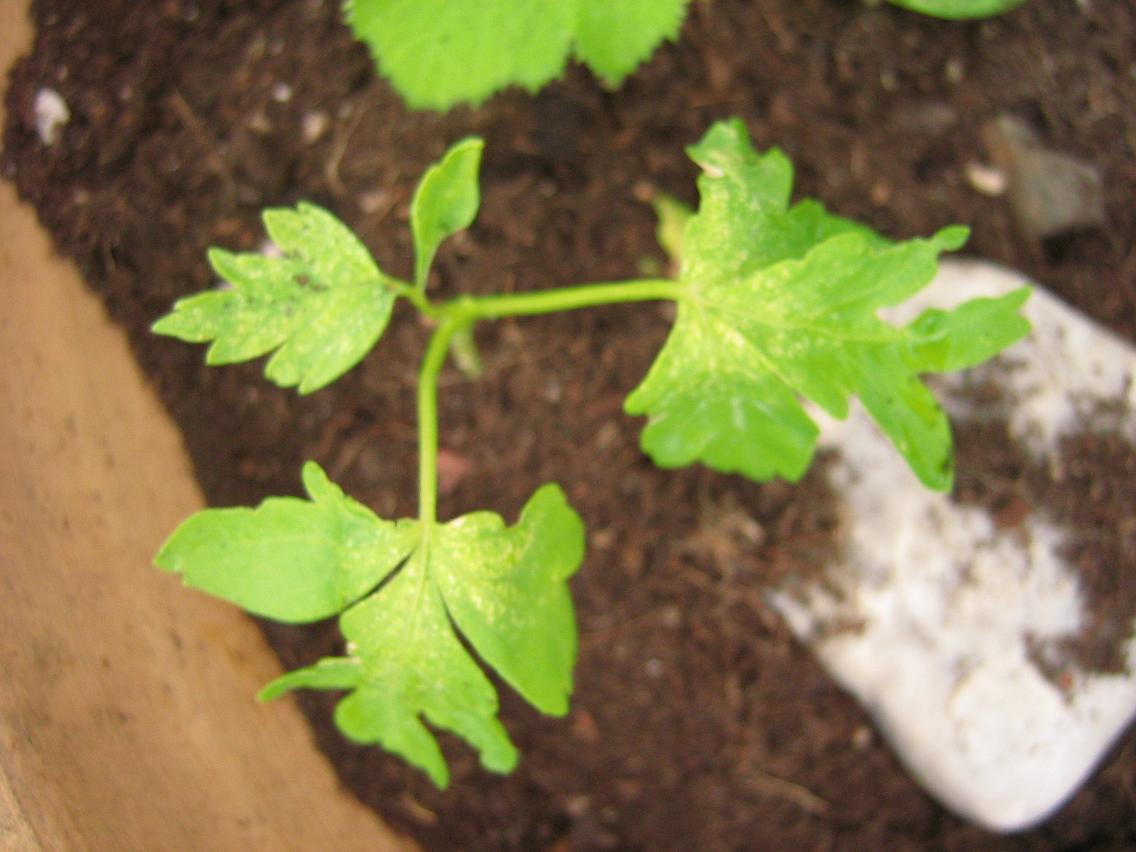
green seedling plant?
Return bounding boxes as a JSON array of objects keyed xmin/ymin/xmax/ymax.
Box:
[
  {"xmin": 345, "ymin": 0, "xmax": 1030, "ymax": 109},
  {"xmin": 153, "ymin": 118, "xmax": 1030, "ymax": 787}
]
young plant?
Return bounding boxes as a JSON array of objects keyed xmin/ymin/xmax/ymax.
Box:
[
  {"xmin": 344, "ymin": 0, "xmax": 1030, "ymax": 110},
  {"xmin": 153, "ymin": 118, "xmax": 1030, "ymax": 787}
]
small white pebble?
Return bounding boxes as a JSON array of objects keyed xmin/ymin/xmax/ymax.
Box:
[
  {"xmin": 271, "ymin": 82, "xmax": 293, "ymax": 103},
  {"xmin": 964, "ymin": 162, "xmax": 1008, "ymax": 197},
  {"xmin": 34, "ymin": 87, "xmax": 70, "ymax": 146},
  {"xmin": 247, "ymin": 110, "xmax": 272, "ymax": 134},
  {"xmin": 301, "ymin": 110, "xmax": 330, "ymax": 144},
  {"xmin": 944, "ymin": 57, "xmax": 965, "ymax": 85},
  {"xmin": 357, "ymin": 188, "xmax": 391, "ymax": 215},
  {"xmin": 258, "ymin": 238, "xmax": 284, "ymax": 259},
  {"xmin": 852, "ymin": 725, "xmax": 874, "ymax": 751}
]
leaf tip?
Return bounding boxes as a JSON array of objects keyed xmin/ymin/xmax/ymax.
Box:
[
  {"xmin": 933, "ymin": 224, "xmax": 970, "ymax": 252},
  {"xmin": 300, "ymin": 460, "xmax": 333, "ymax": 498},
  {"xmin": 256, "ymin": 679, "xmax": 287, "ymax": 703}
]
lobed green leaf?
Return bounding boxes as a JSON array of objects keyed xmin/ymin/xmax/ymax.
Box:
[
  {"xmin": 248, "ymin": 479, "xmax": 586, "ymax": 788},
  {"xmin": 154, "ymin": 462, "xmax": 416, "ymax": 623},
  {"xmin": 345, "ymin": 0, "xmax": 692, "ymax": 110},
  {"xmin": 628, "ymin": 119, "xmax": 1031, "ymax": 490},
  {"xmin": 152, "ymin": 203, "xmax": 394, "ymax": 394}
]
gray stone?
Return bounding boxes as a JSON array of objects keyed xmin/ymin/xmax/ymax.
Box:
[{"xmin": 982, "ymin": 114, "xmax": 1106, "ymax": 239}]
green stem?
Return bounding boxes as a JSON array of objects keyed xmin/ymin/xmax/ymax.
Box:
[
  {"xmin": 414, "ymin": 277, "xmax": 684, "ymax": 524},
  {"xmin": 417, "ymin": 316, "xmax": 463, "ymax": 525},
  {"xmin": 444, "ymin": 278, "xmax": 684, "ymax": 323},
  {"xmin": 387, "ymin": 277, "xmax": 439, "ymax": 318}
]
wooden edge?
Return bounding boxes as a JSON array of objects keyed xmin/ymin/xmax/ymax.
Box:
[{"xmin": 0, "ymin": 4, "xmax": 414, "ymax": 849}]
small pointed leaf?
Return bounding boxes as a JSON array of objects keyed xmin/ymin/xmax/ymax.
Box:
[
  {"xmin": 259, "ymin": 657, "xmax": 363, "ymax": 700},
  {"xmin": 411, "ymin": 138, "xmax": 484, "ymax": 290},
  {"xmin": 650, "ymin": 192, "xmax": 693, "ymax": 271}
]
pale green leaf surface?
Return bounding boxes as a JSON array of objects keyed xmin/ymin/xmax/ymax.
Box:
[
  {"xmin": 887, "ymin": 0, "xmax": 1027, "ymax": 19},
  {"xmin": 432, "ymin": 484, "xmax": 585, "ymax": 716},
  {"xmin": 152, "ymin": 203, "xmax": 393, "ymax": 394},
  {"xmin": 411, "ymin": 138, "xmax": 484, "ymax": 290},
  {"xmin": 260, "ymin": 483, "xmax": 585, "ymax": 787},
  {"xmin": 329, "ymin": 551, "xmax": 519, "ymax": 788},
  {"xmin": 681, "ymin": 119, "xmax": 886, "ymax": 287},
  {"xmin": 345, "ymin": 0, "xmax": 575, "ymax": 109},
  {"xmin": 262, "ymin": 202, "xmax": 382, "ymax": 289},
  {"xmin": 154, "ymin": 462, "xmax": 416, "ymax": 623},
  {"xmin": 628, "ymin": 119, "xmax": 1030, "ymax": 490},
  {"xmin": 574, "ymin": 0, "xmax": 691, "ymax": 85}
]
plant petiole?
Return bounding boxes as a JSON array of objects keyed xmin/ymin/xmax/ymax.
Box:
[
  {"xmin": 414, "ymin": 277, "xmax": 685, "ymax": 525},
  {"xmin": 442, "ymin": 278, "xmax": 685, "ymax": 324}
]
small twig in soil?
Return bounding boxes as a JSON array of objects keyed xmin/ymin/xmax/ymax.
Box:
[
  {"xmin": 741, "ymin": 766, "xmax": 831, "ymax": 816},
  {"xmin": 325, "ymin": 102, "xmax": 367, "ymax": 197},
  {"xmin": 398, "ymin": 792, "xmax": 438, "ymax": 826},
  {"xmin": 168, "ymin": 89, "xmax": 237, "ymax": 205}
]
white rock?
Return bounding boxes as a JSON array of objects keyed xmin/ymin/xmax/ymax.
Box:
[
  {"xmin": 34, "ymin": 87, "xmax": 69, "ymax": 146},
  {"xmin": 770, "ymin": 259, "xmax": 1136, "ymax": 832}
]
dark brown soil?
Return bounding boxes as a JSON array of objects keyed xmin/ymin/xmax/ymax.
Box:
[
  {"xmin": 5, "ymin": 0, "xmax": 1136, "ymax": 848},
  {"xmin": 953, "ymin": 411, "xmax": 1136, "ymax": 679}
]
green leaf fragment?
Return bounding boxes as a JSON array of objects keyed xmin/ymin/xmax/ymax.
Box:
[
  {"xmin": 575, "ymin": 0, "xmax": 691, "ymax": 86},
  {"xmin": 152, "ymin": 203, "xmax": 394, "ymax": 394},
  {"xmin": 345, "ymin": 0, "xmax": 692, "ymax": 110},
  {"xmin": 682, "ymin": 119, "xmax": 885, "ymax": 285},
  {"xmin": 258, "ymin": 657, "xmax": 363, "ymax": 699},
  {"xmin": 887, "ymin": 0, "xmax": 1028, "ymax": 20},
  {"xmin": 650, "ymin": 192, "xmax": 693, "ymax": 271},
  {"xmin": 346, "ymin": 0, "xmax": 575, "ymax": 110},
  {"xmin": 627, "ymin": 119, "xmax": 1031, "ymax": 491},
  {"xmin": 154, "ymin": 462, "xmax": 416, "ymax": 623},
  {"xmin": 905, "ymin": 287, "xmax": 1032, "ymax": 373},
  {"xmin": 257, "ymin": 481, "xmax": 586, "ymax": 787},
  {"xmin": 411, "ymin": 138, "xmax": 484, "ymax": 291}
]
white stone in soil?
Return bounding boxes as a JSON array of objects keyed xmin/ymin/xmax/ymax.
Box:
[
  {"xmin": 33, "ymin": 87, "xmax": 69, "ymax": 146},
  {"xmin": 770, "ymin": 259, "xmax": 1136, "ymax": 833}
]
